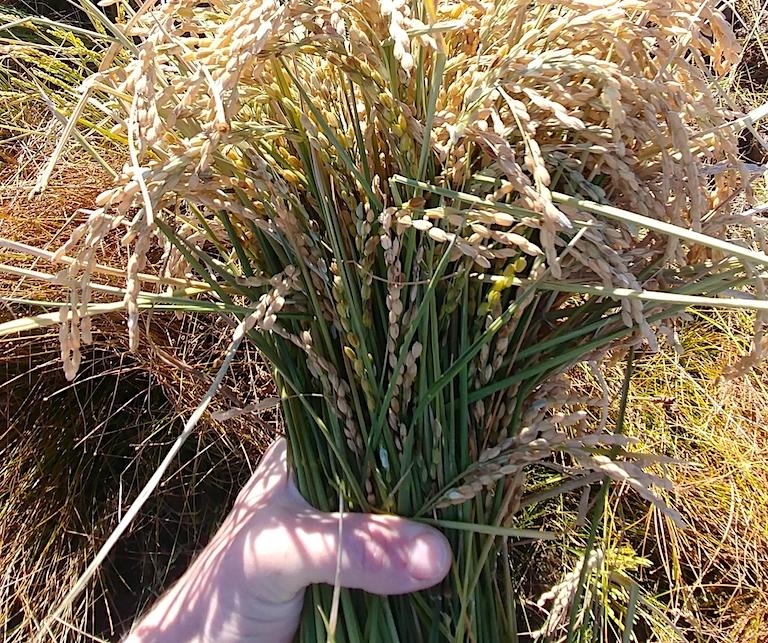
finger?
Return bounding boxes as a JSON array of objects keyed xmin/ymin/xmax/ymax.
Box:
[{"xmin": 289, "ymin": 512, "xmax": 452, "ymax": 595}]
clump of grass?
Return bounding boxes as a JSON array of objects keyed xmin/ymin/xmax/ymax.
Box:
[
  {"xmin": 0, "ymin": 323, "xmax": 277, "ymax": 642},
  {"xmin": 0, "ymin": 334, "xmax": 169, "ymax": 642},
  {"xmin": 1, "ymin": 4, "xmax": 125, "ymax": 182},
  {"xmin": 724, "ymin": 0, "xmax": 768, "ymax": 166},
  {"xmin": 3, "ymin": 0, "xmax": 768, "ymax": 640},
  {"xmin": 1, "ymin": 137, "xmax": 278, "ymax": 641},
  {"xmin": 618, "ymin": 310, "xmax": 768, "ymax": 641}
]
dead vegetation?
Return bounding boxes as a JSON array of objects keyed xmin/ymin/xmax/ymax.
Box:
[
  {"xmin": 1, "ymin": 145, "xmax": 277, "ymax": 641},
  {"xmin": 1, "ymin": 0, "xmax": 768, "ymax": 641}
]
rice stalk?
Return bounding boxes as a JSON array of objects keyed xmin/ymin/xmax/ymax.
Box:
[{"xmin": 3, "ymin": 0, "xmax": 768, "ymax": 640}]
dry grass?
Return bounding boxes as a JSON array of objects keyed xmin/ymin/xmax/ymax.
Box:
[
  {"xmin": 622, "ymin": 311, "xmax": 768, "ymax": 642},
  {"xmin": 0, "ymin": 138, "xmax": 118, "ymax": 300},
  {"xmin": 726, "ymin": 0, "xmax": 768, "ymax": 167},
  {"xmin": 1, "ymin": 0, "xmax": 768, "ymax": 640},
  {"xmin": 516, "ymin": 311, "xmax": 768, "ymax": 642},
  {"xmin": 0, "ymin": 146, "xmax": 277, "ymax": 641},
  {"xmin": 0, "ymin": 324, "xmax": 276, "ymax": 642}
]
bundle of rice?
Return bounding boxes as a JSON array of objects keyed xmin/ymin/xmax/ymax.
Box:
[{"xmin": 4, "ymin": 0, "xmax": 768, "ymax": 639}]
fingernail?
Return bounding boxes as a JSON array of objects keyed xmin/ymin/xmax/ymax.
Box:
[{"xmin": 407, "ymin": 531, "xmax": 451, "ymax": 582}]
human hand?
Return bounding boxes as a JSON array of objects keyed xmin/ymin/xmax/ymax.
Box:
[{"xmin": 126, "ymin": 438, "xmax": 452, "ymax": 642}]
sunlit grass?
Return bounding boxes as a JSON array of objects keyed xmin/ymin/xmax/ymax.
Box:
[{"xmin": 0, "ymin": 0, "xmax": 767, "ymax": 641}]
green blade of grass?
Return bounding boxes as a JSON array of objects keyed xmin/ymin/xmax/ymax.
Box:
[{"xmin": 421, "ymin": 519, "xmax": 556, "ymax": 540}]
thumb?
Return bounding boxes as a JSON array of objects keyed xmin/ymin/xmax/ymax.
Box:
[{"xmin": 289, "ymin": 511, "xmax": 452, "ymax": 595}]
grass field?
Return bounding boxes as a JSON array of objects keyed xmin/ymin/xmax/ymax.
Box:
[{"xmin": 2, "ymin": 0, "xmax": 768, "ymax": 641}]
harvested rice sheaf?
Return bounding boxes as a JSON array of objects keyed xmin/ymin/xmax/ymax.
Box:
[{"xmin": 6, "ymin": 0, "xmax": 768, "ymax": 639}]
